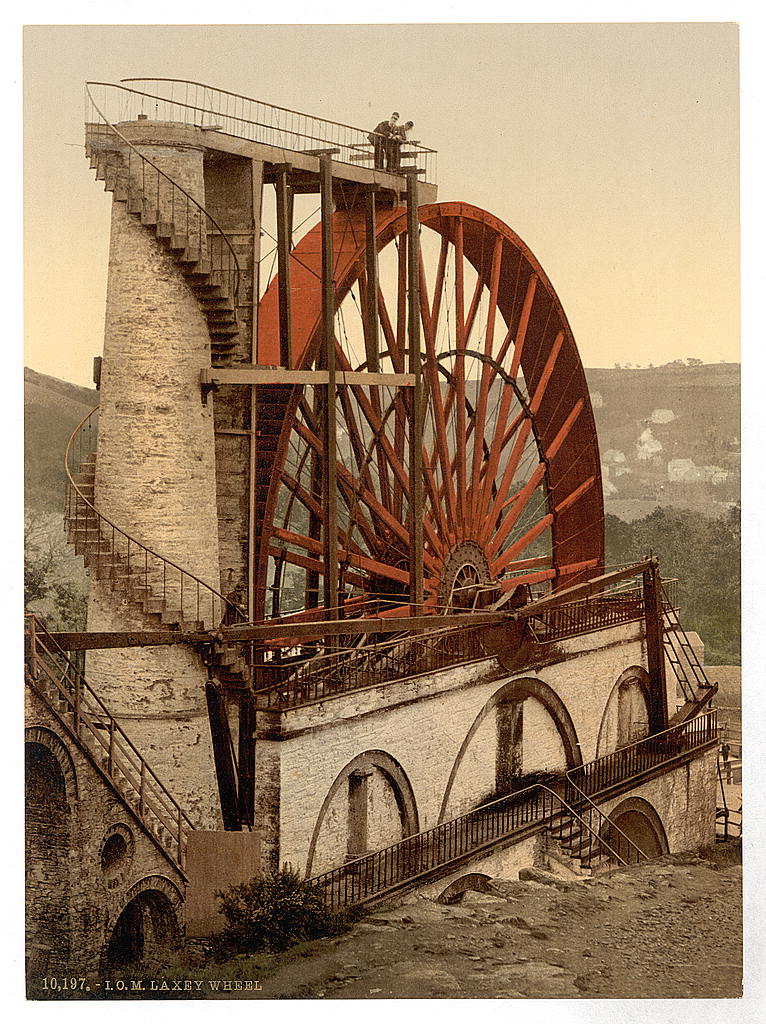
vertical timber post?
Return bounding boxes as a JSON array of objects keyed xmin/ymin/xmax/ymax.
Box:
[
  {"xmin": 248, "ymin": 158, "xmax": 264, "ymax": 620},
  {"xmin": 644, "ymin": 556, "xmax": 669, "ymax": 730},
  {"xmin": 275, "ymin": 165, "xmax": 293, "ymax": 369},
  {"xmin": 406, "ymin": 171, "xmax": 424, "ymax": 615},
  {"xmin": 320, "ymin": 155, "xmax": 339, "ymax": 619},
  {"xmin": 363, "ymin": 187, "xmax": 380, "ymax": 372}
]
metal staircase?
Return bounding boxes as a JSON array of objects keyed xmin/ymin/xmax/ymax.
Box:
[
  {"xmin": 25, "ymin": 615, "xmax": 193, "ymax": 874},
  {"xmin": 661, "ymin": 584, "xmax": 718, "ymax": 722}
]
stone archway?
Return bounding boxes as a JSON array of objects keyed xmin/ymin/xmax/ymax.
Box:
[
  {"xmin": 596, "ymin": 667, "xmax": 652, "ymax": 758},
  {"xmin": 603, "ymin": 796, "xmax": 669, "ymax": 863},
  {"xmin": 25, "ymin": 734, "xmax": 77, "ymax": 975},
  {"xmin": 305, "ymin": 750, "xmax": 419, "ymax": 877},
  {"xmin": 439, "ymin": 677, "xmax": 582, "ymax": 822},
  {"xmin": 105, "ymin": 877, "xmax": 183, "ymax": 966}
]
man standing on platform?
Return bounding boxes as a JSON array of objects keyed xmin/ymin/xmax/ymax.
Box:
[{"xmin": 369, "ymin": 112, "xmax": 399, "ymax": 169}]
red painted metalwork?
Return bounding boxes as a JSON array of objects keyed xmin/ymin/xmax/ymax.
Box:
[{"xmin": 254, "ymin": 202, "xmax": 603, "ymax": 629}]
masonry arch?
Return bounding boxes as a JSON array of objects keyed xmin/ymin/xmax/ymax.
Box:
[
  {"xmin": 595, "ymin": 667, "xmax": 651, "ymax": 758},
  {"xmin": 439, "ymin": 677, "xmax": 582, "ymax": 823},
  {"xmin": 305, "ymin": 750, "xmax": 419, "ymax": 878},
  {"xmin": 25, "ymin": 726, "xmax": 79, "ymax": 803},
  {"xmin": 25, "ymin": 732, "xmax": 78, "ymax": 974},
  {"xmin": 105, "ymin": 875, "xmax": 183, "ymax": 966},
  {"xmin": 602, "ymin": 796, "xmax": 669, "ymax": 863}
]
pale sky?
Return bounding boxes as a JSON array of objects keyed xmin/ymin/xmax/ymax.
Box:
[{"xmin": 24, "ymin": 22, "xmax": 739, "ymax": 387}]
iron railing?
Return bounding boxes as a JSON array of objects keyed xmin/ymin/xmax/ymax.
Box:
[
  {"xmin": 109, "ymin": 78, "xmax": 438, "ymax": 184},
  {"xmin": 309, "ymin": 709, "xmax": 718, "ymax": 909},
  {"xmin": 65, "ymin": 407, "xmax": 245, "ymax": 630},
  {"xmin": 85, "ymin": 83, "xmax": 241, "ymax": 310},
  {"xmin": 565, "ymin": 710, "xmax": 718, "ymax": 799},
  {"xmin": 25, "ymin": 615, "xmax": 194, "ymax": 873},
  {"xmin": 253, "ymin": 623, "xmax": 488, "ymax": 708},
  {"xmin": 528, "ymin": 586, "xmax": 646, "ymax": 643}
]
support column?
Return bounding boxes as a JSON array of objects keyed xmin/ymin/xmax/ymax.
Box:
[
  {"xmin": 320, "ymin": 155, "xmax": 339, "ymax": 618},
  {"xmin": 363, "ymin": 187, "xmax": 380, "ymax": 372},
  {"xmin": 347, "ymin": 769, "xmax": 373, "ymax": 860},
  {"xmin": 248, "ymin": 159, "xmax": 264, "ymax": 620},
  {"xmin": 406, "ymin": 172, "xmax": 424, "ymax": 614},
  {"xmin": 644, "ymin": 557, "xmax": 669, "ymax": 731},
  {"xmin": 496, "ymin": 699, "xmax": 524, "ymax": 794},
  {"xmin": 275, "ymin": 164, "xmax": 293, "ymax": 369}
]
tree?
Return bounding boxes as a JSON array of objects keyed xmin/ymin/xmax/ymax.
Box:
[{"xmin": 24, "ymin": 512, "xmax": 87, "ymax": 631}]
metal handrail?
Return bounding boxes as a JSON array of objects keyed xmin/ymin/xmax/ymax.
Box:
[
  {"xmin": 565, "ymin": 709, "xmax": 719, "ymax": 798},
  {"xmin": 113, "ymin": 77, "xmax": 438, "ymax": 183},
  {"xmin": 310, "ymin": 783, "xmax": 634, "ymax": 910},
  {"xmin": 253, "ymin": 622, "xmax": 488, "ymax": 707},
  {"xmin": 85, "ymin": 82, "xmax": 241, "ymax": 306},
  {"xmin": 64, "ymin": 406, "xmax": 245, "ymax": 628},
  {"xmin": 25, "ymin": 614, "xmax": 194, "ymax": 872}
]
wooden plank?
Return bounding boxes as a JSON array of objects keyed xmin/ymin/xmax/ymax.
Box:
[{"xmin": 205, "ymin": 366, "xmax": 415, "ymax": 386}]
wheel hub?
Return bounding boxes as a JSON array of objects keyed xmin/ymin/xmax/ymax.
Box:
[{"xmin": 439, "ymin": 541, "xmax": 492, "ymax": 610}]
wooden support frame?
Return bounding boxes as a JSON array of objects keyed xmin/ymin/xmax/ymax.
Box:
[
  {"xmin": 406, "ymin": 171, "xmax": 424, "ymax": 614},
  {"xmin": 320, "ymin": 154, "xmax": 340, "ymax": 617},
  {"xmin": 643, "ymin": 557, "xmax": 670, "ymax": 730},
  {"xmin": 364, "ymin": 188, "xmax": 380, "ymax": 373},
  {"xmin": 248, "ymin": 158, "xmax": 264, "ymax": 621},
  {"xmin": 274, "ymin": 164, "xmax": 293, "ymax": 368}
]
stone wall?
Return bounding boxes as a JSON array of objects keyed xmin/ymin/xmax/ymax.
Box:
[
  {"xmin": 266, "ymin": 622, "xmax": 656, "ymax": 874},
  {"xmin": 24, "ymin": 687, "xmax": 186, "ymax": 986}
]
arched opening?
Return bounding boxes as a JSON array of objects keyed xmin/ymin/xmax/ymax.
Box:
[
  {"xmin": 596, "ymin": 668, "xmax": 651, "ymax": 758},
  {"xmin": 25, "ymin": 740, "xmax": 72, "ymax": 974},
  {"xmin": 305, "ymin": 751, "xmax": 419, "ymax": 877},
  {"xmin": 440, "ymin": 677, "xmax": 582, "ymax": 821},
  {"xmin": 106, "ymin": 890, "xmax": 180, "ymax": 967},
  {"xmin": 602, "ymin": 797, "xmax": 669, "ymax": 864}
]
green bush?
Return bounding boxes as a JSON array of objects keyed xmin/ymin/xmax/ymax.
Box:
[{"xmin": 213, "ymin": 867, "xmax": 354, "ymax": 955}]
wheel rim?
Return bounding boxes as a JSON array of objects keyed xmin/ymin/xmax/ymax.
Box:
[{"xmin": 255, "ymin": 201, "xmax": 603, "ymax": 629}]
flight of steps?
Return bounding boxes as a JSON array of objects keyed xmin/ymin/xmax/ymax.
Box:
[
  {"xmin": 27, "ymin": 656, "xmax": 190, "ymax": 870},
  {"xmin": 66, "ymin": 454, "xmax": 251, "ymax": 686},
  {"xmin": 85, "ymin": 125, "xmax": 241, "ymax": 367},
  {"xmin": 545, "ymin": 806, "xmax": 618, "ymax": 877}
]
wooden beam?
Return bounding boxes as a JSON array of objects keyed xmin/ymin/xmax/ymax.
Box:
[
  {"xmin": 364, "ymin": 189, "xmax": 380, "ymax": 372},
  {"xmin": 203, "ymin": 367, "xmax": 414, "ymax": 387},
  {"xmin": 406, "ymin": 171, "xmax": 424, "ymax": 615},
  {"xmin": 508, "ymin": 559, "xmax": 653, "ymax": 618},
  {"xmin": 320, "ymin": 154, "xmax": 339, "ymax": 618},
  {"xmin": 249, "ymin": 157, "xmax": 264, "ymax": 621},
  {"xmin": 222, "ymin": 610, "xmax": 507, "ymax": 642},
  {"xmin": 275, "ymin": 166, "xmax": 293, "ymax": 368}
]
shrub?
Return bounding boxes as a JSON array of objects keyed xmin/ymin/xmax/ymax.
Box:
[{"xmin": 214, "ymin": 867, "xmax": 355, "ymax": 955}]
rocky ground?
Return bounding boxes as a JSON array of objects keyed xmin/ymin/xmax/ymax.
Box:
[{"xmin": 185, "ymin": 841, "xmax": 742, "ymax": 1001}]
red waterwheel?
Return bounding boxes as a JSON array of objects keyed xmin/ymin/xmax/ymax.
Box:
[{"xmin": 254, "ymin": 201, "xmax": 603, "ymax": 630}]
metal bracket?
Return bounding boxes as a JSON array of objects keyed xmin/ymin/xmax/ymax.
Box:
[{"xmin": 200, "ymin": 367, "xmax": 219, "ymax": 405}]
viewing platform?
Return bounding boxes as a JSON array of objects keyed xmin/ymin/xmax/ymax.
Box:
[{"xmin": 86, "ymin": 78, "xmax": 438, "ymax": 203}]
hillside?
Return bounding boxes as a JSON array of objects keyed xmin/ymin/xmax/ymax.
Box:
[
  {"xmin": 24, "ymin": 362, "xmax": 740, "ymax": 519},
  {"xmin": 24, "ymin": 367, "xmax": 98, "ymax": 511},
  {"xmin": 585, "ymin": 362, "xmax": 740, "ymax": 520}
]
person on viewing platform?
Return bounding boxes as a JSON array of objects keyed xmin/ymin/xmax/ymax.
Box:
[
  {"xmin": 369, "ymin": 112, "xmax": 399, "ymax": 169},
  {"xmin": 389, "ymin": 120, "xmax": 414, "ymax": 172}
]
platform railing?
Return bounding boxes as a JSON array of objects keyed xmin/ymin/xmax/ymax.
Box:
[
  {"xmin": 253, "ymin": 623, "xmax": 487, "ymax": 708},
  {"xmin": 564, "ymin": 709, "xmax": 719, "ymax": 799},
  {"xmin": 25, "ymin": 615, "xmax": 194, "ymax": 873},
  {"xmin": 93, "ymin": 78, "xmax": 439, "ymax": 184}
]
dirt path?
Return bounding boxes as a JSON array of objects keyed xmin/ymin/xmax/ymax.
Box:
[{"xmin": 199, "ymin": 844, "xmax": 741, "ymax": 1000}]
